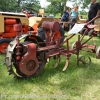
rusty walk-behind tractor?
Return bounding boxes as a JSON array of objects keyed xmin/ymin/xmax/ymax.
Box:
[{"xmin": 5, "ymin": 15, "xmax": 100, "ymax": 79}]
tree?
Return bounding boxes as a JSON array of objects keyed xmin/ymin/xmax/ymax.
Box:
[
  {"xmin": 45, "ymin": 0, "xmax": 100, "ymax": 16},
  {"xmin": 0, "ymin": 0, "xmax": 17, "ymax": 11},
  {"xmin": 16, "ymin": 0, "xmax": 41, "ymax": 12},
  {"xmin": 0, "ymin": 0, "xmax": 40, "ymax": 12},
  {"xmin": 46, "ymin": 0, "xmax": 67, "ymax": 16},
  {"xmin": 70, "ymin": 0, "xmax": 100, "ymax": 9}
]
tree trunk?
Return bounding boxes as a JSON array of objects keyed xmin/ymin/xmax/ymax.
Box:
[
  {"xmin": 17, "ymin": 0, "xmax": 21, "ymax": 7},
  {"xmin": 60, "ymin": 0, "xmax": 67, "ymax": 16},
  {"xmin": 63, "ymin": 0, "xmax": 67, "ymax": 11}
]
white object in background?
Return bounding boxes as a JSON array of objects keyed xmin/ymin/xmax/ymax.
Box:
[{"xmin": 68, "ymin": 24, "xmax": 85, "ymax": 34}]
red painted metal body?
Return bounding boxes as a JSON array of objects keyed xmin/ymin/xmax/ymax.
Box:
[
  {"xmin": 13, "ymin": 24, "xmax": 22, "ymax": 32},
  {"xmin": 19, "ymin": 43, "xmax": 38, "ymax": 76},
  {"xmin": 42, "ymin": 21, "xmax": 60, "ymax": 32},
  {"xmin": 5, "ymin": 19, "xmax": 16, "ymax": 25},
  {"xmin": 3, "ymin": 18, "xmax": 28, "ymax": 36},
  {"xmin": 5, "ymin": 15, "xmax": 100, "ymax": 79},
  {"xmin": 0, "ymin": 17, "xmax": 29, "ymax": 53}
]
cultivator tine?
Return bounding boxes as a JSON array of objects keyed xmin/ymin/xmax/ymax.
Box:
[
  {"xmin": 46, "ymin": 58, "xmax": 50, "ymax": 65},
  {"xmin": 47, "ymin": 58, "xmax": 50, "ymax": 62},
  {"xmin": 54, "ymin": 55, "xmax": 60, "ymax": 68},
  {"xmin": 62, "ymin": 58, "xmax": 69, "ymax": 71}
]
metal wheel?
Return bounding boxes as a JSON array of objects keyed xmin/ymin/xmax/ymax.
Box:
[
  {"xmin": 96, "ymin": 46, "xmax": 100, "ymax": 59},
  {"xmin": 35, "ymin": 60, "xmax": 47, "ymax": 74},
  {"xmin": 77, "ymin": 55, "xmax": 91, "ymax": 67},
  {"xmin": 13, "ymin": 42, "xmax": 39, "ymax": 79},
  {"xmin": 5, "ymin": 34, "xmax": 47, "ymax": 79}
]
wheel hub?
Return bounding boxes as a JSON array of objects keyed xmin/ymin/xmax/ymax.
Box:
[{"xmin": 26, "ymin": 60, "xmax": 36, "ymax": 71}]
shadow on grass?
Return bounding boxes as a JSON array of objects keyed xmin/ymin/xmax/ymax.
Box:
[
  {"xmin": 30, "ymin": 54, "xmax": 100, "ymax": 97},
  {"xmin": 0, "ymin": 39, "xmax": 100, "ymax": 99}
]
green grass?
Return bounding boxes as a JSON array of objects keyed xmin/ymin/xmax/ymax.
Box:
[
  {"xmin": 54, "ymin": 13, "xmax": 88, "ymax": 19},
  {"xmin": 81, "ymin": 15, "xmax": 88, "ymax": 19},
  {"xmin": 0, "ymin": 35, "xmax": 100, "ymax": 100},
  {"xmin": 55, "ymin": 13, "xmax": 61, "ymax": 18}
]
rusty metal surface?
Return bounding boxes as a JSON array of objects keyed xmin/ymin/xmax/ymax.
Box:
[
  {"xmin": 42, "ymin": 21, "xmax": 60, "ymax": 32},
  {"xmin": 5, "ymin": 34, "xmax": 30, "ymax": 67},
  {"xmin": 54, "ymin": 55, "xmax": 60, "ymax": 68},
  {"xmin": 62, "ymin": 59, "xmax": 69, "ymax": 71},
  {"xmin": 13, "ymin": 24, "xmax": 22, "ymax": 32},
  {"xmin": 5, "ymin": 16, "xmax": 100, "ymax": 79},
  {"xmin": 19, "ymin": 43, "xmax": 38, "ymax": 76},
  {"xmin": 77, "ymin": 56, "xmax": 91, "ymax": 67},
  {"xmin": 5, "ymin": 33, "xmax": 35, "ymax": 78}
]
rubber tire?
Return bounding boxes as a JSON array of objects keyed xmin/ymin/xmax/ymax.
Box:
[
  {"xmin": 38, "ymin": 27, "xmax": 46, "ymax": 40},
  {"xmin": 0, "ymin": 38, "xmax": 11, "ymax": 44},
  {"xmin": 88, "ymin": 29, "xmax": 94, "ymax": 36},
  {"xmin": 0, "ymin": 38, "xmax": 11, "ymax": 53},
  {"xmin": 96, "ymin": 46, "xmax": 100, "ymax": 59},
  {"xmin": 79, "ymin": 28, "xmax": 86, "ymax": 35},
  {"xmin": 38, "ymin": 25, "xmax": 65, "ymax": 43},
  {"xmin": 59, "ymin": 25, "xmax": 65, "ymax": 43}
]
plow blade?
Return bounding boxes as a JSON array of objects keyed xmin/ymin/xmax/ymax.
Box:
[
  {"xmin": 54, "ymin": 55, "xmax": 60, "ymax": 68},
  {"xmin": 62, "ymin": 58, "xmax": 69, "ymax": 71}
]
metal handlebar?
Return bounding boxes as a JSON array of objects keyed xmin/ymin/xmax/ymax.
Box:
[{"xmin": 86, "ymin": 15, "xmax": 99, "ymax": 25}]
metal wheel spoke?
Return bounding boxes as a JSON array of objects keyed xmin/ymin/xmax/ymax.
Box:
[{"xmin": 78, "ymin": 55, "xmax": 91, "ymax": 67}]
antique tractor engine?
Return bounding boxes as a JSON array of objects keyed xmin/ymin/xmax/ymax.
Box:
[
  {"xmin": 0, "ymin": 12, "xmax": 29, "ymax": 53},
  {"xmin": 5, "ymin": 21, "xmax": 64, "ymax": 79}
]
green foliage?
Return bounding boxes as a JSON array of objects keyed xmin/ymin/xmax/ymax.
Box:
[
  {"xmin": 0, "ymin": 0, "xmax": 40, "ymax": 12},
  {"xmin": 0, "ymin": 0, "xmax": 100, "ymax": 13},
  {"xmin": 80, "ymin": 11, "xmax": 87, "ymax": 15},
  {"xmin": 69, "ymin": 0, "xmax": 100, "ymax": 9},
  {"xmin": 45, "ymin": 0, "xmax": 100, "ymax": 16},
  {"xmin": 0, "ymin": 0, "xmax": 17, "ymax": 11},
  {"xmin": 46, "ymin": 0, "xmax": 67, "ymax": 16}
]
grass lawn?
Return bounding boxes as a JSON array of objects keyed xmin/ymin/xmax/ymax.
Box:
[
  {"xmin": 0, "ymin": 34, "xmax": 100, "ymax": 100},
  {"xmin": 81, "ymin": 15, "xmax": 88, "ymax": 19}
]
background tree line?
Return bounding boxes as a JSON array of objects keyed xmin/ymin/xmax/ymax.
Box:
[
  {"xmin": 0, "ymin": 0, "xmax": 100, "ymax": 16},
  {"xmin": 0, "ymin": 0, "xmax": 41, "ymax": 12},
  {"xmin": 46, "ymin": 0, "xmax": 100, "ymax": 16}
]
